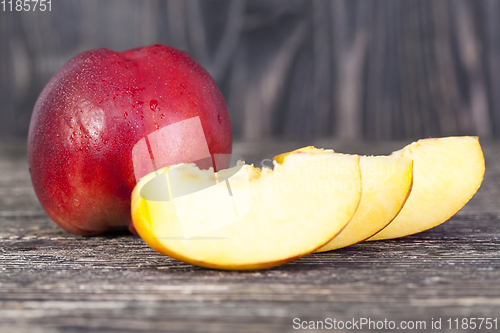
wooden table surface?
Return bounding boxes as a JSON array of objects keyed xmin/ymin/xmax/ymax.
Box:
[{"xmin": 1, "ymin": 139, "xmax": 499, "ymax": 333}]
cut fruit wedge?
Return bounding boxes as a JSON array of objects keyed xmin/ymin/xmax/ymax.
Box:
[
  {"xmin": 368, "ymin": 136, "xmax": 485, "ymax": 240},
  {"xmin": 274, "ymin": 148, "xmax": 414, "ymax": 251},
  {"xmin": 317, "ymin": 155, "xmax": 413, "ymax": 250},
  {"xmin": 274, "ymin": 146, "xmax": 320, "ymax": 164},
  {"xmin": 132, "ymin": 152, "xmax": 362, "ymax": 270}
]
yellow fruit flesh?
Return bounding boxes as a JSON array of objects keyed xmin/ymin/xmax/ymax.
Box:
[
  {"xmin": 132, "ymin": 136, "xmax": 484, "ymax": 269},
  {"xmin": 368, "ymin": 136, "xmax": 485, "ymax": 240},
  {"xmin": 274, "ymin": 149, "xmax": 414, "ymax": 251},
  {"xmin": 316, "ymin": 155, "xmax": 413, "ymax": 251},
  {"xmin": 273, "ymin": 146, "xmax": 323, "ymax": 164},
  {"xmin": 132, "ymin": 153, "xmax": 361, "ymax": 270}
]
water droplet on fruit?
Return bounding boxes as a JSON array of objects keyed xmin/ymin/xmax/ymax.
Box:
[
  {"xmin": 217, "ymin": 114, "xmax": 222, "ymax": 124},
  {"xmin": 159, "ymin": 113, "xmax": 165, "ymax": 119},
  {"xmin": 74, "ymin": 199, "xmax": 81, "ymax": 207},
  {"xmin": 150, "ymin": 99, "xmax": 160, "ymax": 112},
  {"xmin": 123, "ymin": 112, "xmax": 128, "ymax": 119}
]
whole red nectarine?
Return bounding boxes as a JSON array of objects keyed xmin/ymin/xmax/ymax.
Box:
[{"xmin": 28, "ymin": 44, "xmax": 232, "ymax": 236}]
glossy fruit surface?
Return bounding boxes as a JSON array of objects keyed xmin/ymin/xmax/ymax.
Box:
[{"xmin": 28, "ymin": 44, "xmax": 232, "ymax": 235}]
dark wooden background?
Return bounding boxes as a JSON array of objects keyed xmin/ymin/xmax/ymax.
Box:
[
  {"xmin": 1, "ymin": 2, "xmax": 500, "ymax": 330},
  {"xmin": 1, "ymin": 0, "xmax": 500, "ymax": 141}
]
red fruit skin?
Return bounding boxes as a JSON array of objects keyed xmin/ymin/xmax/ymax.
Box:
[{"xmin": 27, "ymin": 45, "xmax": 232, "ymax": 236}]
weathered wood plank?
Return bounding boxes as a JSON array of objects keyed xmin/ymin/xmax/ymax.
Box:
[
  {"xmin": 0, "ymin": 140, "xmax": 499, "ymax": 332},
  {"xmin": 2, "ymin": 0, "xmax": 500, "ymax": 141}
]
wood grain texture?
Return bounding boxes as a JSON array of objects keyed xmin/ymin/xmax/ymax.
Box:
[
  {"xmin": 0, "ymin": 140, "xmax": 499, "ymax": 332},
  {"xmin": 1, "ymin": 0, "xmax": 500, "ymax": 142}
]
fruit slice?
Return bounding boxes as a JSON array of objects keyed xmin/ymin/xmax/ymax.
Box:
[
  {"xmin": 317, "ymin": 155, "xmax": 413, "ymax": 250},
  {"xmin": 274, "ymin": 148, "xmax": 414, "ymax": 251},
  {"xmin": 132, "ymin": 152, "xmax": 362, "ymax": 270},
  {"xmin": 273, "ymin": 146, "xmax": 320, "ymax": 164},
  {"xmin": 368, "ymin": 136, "xmax": 485, "ymax": 240}
]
